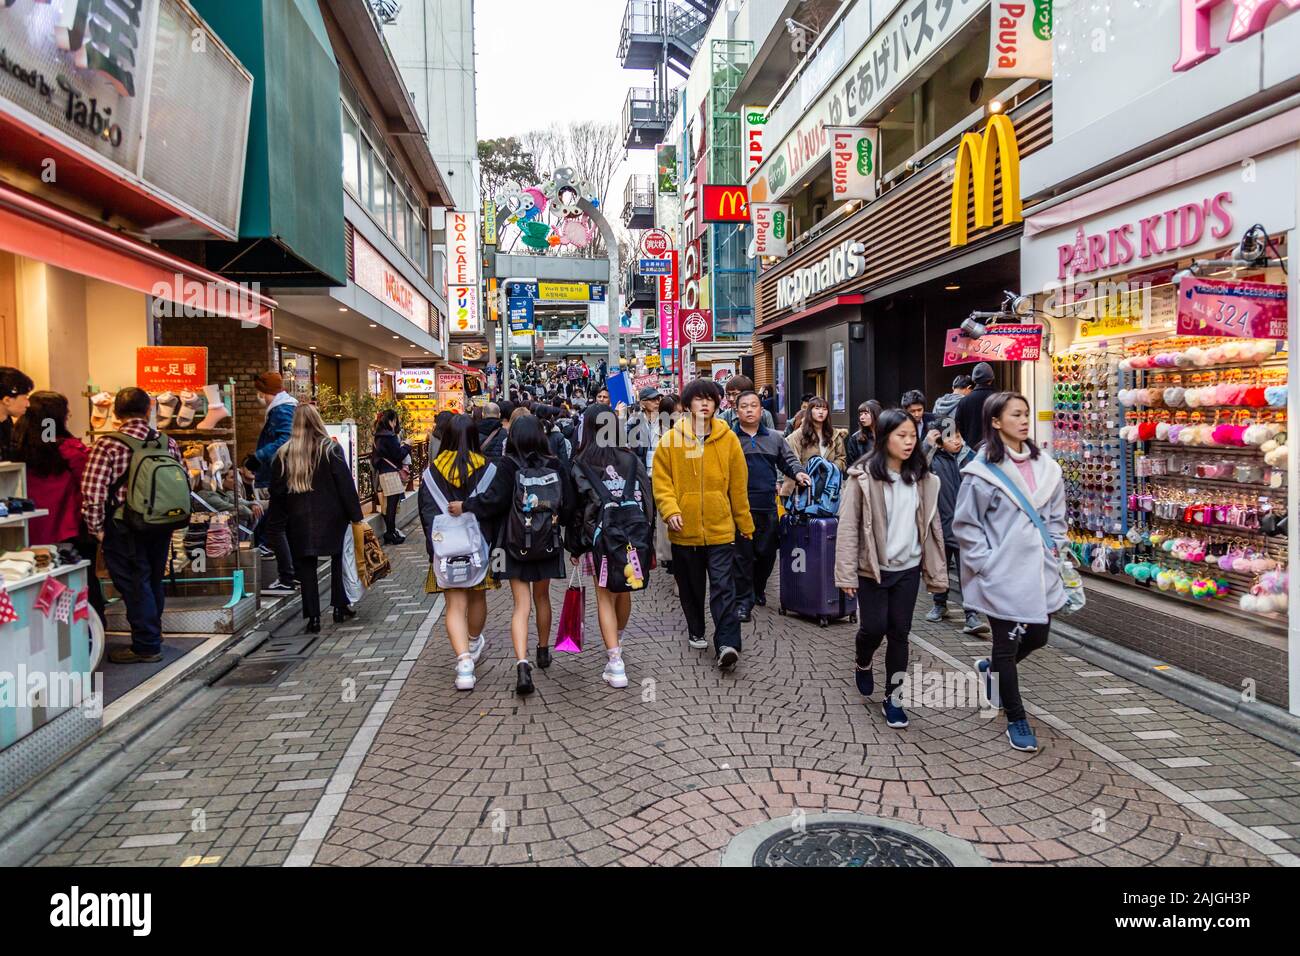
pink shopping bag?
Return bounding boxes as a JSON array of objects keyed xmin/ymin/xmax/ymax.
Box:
[{"xmin": 554, "ymin": 564, "xmax": 584, "ymax": 654}]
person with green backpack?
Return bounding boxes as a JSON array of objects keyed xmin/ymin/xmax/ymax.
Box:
[{"xmin": 82, "ymin": 387, "xmax": 190, "ymax": 664}]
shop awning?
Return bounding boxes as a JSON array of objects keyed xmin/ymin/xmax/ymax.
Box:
[
  {"xmin": 444, "ymin": 362, "xmax": 487, "ymax": 379},
  {"xmin": 755, "ymin": 295, "xmax": 865, "ymax": 337},
  {"xmin": 0, "ymin": 183, "xmax": 276, "ymax": 328}
]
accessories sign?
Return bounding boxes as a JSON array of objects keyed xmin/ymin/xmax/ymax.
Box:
[
  {"xmin": 943, "ymin": 325, "xmax": 1043, "ymax": 366},
  {"xmin": 1176, "ymin": 277, "xmax": 1287, "ymax": 339}
]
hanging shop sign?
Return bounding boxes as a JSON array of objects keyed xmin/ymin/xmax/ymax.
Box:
[
  {"xmin": 680, "ymin": 308, "xmax": 714, "ymax": 345},
  {"xmin": 641, "ymin": 229, "xmax": 671, "ymax": 258},
  {"xmin": 1173, "ymin": 0, "xmax": 1300, "ymax": 71},
  {"xmin": 828, "ymin": 127, "xmax": 880, "ymax": 202},
  {"xmin": 659, "ymin": 251, "xmax": 679, "ymax": 302},
  {"xmin": 136, "ymin": 346, "xmax": 207, "ymax": 392},
  {"xmin": 1176, "ymin": 277, "xmax": 1288, "ymax": 339},
  {"xmin": 483, "ymin": 196, "xmax": 498, "ymax": 246},
  {"xmin": 353, "ymin": 231, "xmax": 430, "ymax": 331},
  {"xmin": 701, "ymin": 185, "xmax": 750, "ymax": 223},
  {"xmin": 749, "ymin": 0, "xmax": 984, "ymax": 203},
  {"xmin": 639, "ymin": 258, "xmax": 672, "ymax": 276},
  {"xmin": 462, "ymin": 343, "xmax": 485, "ymax": 361},
  {"xmin": 683, "ymin": 240, "xmax": 702, "ymax": 310},
  {"xmin": 950, "ymin": 114, "xmax": 1023, "ymax": 247},
  {"xmin": 775, "ymin": 239, "xmax": 866, "ymax": 312},
  {"xmin": 0, "ymin": 0, "xmax": 253, "ymax": 239},
  {"xmin": 448, "ymin": 211, "xmax": 480, "ymax": 286},
  {"xmin": 486, "ymin": 277, "xmax": 499, "ymax": 324},
  {"xmin": 537, "ymin": 281, "xmax": 606, "ymax": 302},
  {"xmin": 509, "ymin": 296, "xmax": 534, "ymax": 336},
  {"xmin": 751, "ymin": 203, "xmax": 790, "ymax": 258},
  {"xmin": 657, "ymin": 144, "xmax": 678, "ymax": 194},
  {"xmin": 943, "ymin": 325, "xmax": 1044, "ymax": 366},
  {"xmin": 394, "ymin": 369, "xmax": 438, "ymax": 394},
  {"xmin": 449, "ymin": 284, "xmax": 481, "ymax": 334},
  {"xmin": 986, "ymin": 1, "xmax": 1054, "ymax": 79},
  {"xmin": 744, "ymin": 106, "xmax": 768, "ymax": 180}
]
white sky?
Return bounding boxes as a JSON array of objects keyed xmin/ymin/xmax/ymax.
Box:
[{"xmin": 474, "ymin": 0, "xmax": 654, "ymax": 207}]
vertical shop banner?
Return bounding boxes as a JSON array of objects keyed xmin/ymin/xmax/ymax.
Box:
[
  {"xmin": 137, "ymin": 347, "xmax": 207, "ymax": 392},
  {"xmin": 943, "ymin": 325, "xmax": 1044, "ymax": 366},
  {"xmin": 744, "ymin": 106, "xmax": 768, "ymax": 180},
  {"xmin": 450, "ymin": 285, "xmax": 481, "ymax": 334},
  {"xmin": 1176, "ymin": 277, "xmax": 1288, "ymax": 339},
  {"xmin": 509, "ymin": 297, "xmax": 534, "ymax": 336},
  {"xmin": 483, "ymin": 196, "xmax": 498, "ymax": 246},
  {"xmin": 752, "ymin": 203, "xmax": 790, "ymax": 258},
  {"xmin": 657, "ymin": 144, "xmax": 678, "ymax": 194},
  {"xmin": 680, "ymin": 308, "xmax": 713, "ymax": 346},
  {"xmin": 986, "ymin": 1, "xmax": 1054, "ymax": 80},
  {"xmin": 827, "ymin": 128, "xmax": 880, "ymax": 202},
  {"xmin": 447, "ymin": 211, "xmax": 481, "ymax": 333},
  {"xmin": 658, "ymin": 303, "xmax": 678, "ymax": 370},
  {"xmin": 831, "ymin": 342, "xmax": 846, "ymax": 412}
]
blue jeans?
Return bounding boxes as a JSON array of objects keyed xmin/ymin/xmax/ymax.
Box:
[{"xmin": 102, "ymin": 520, "xmax": 172, "ymax": 655}]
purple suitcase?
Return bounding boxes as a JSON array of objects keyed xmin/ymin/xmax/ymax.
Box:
[{"xmin": 778, "ymin": 515, "xmax": 856, "ymax": 627}]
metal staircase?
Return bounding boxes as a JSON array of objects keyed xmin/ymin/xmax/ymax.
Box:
[{"xmin": 618, "ymin": 0, "xmax": 715, "ymax": 79}]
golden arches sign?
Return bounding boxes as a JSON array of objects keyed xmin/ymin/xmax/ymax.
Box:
[{"xmin": 949, "ymin": 114, "xmax": 1022, "ymax": 247}]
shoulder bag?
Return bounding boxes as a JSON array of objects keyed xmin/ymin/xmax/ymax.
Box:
[{"xmin": 984, "ymin": 461, "xmax": 1085, "ymax": 614}]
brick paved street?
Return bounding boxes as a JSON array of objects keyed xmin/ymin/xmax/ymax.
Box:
[{"xmin": 17, "ymin": 534, "xmax": 1300, "ymax": 867}]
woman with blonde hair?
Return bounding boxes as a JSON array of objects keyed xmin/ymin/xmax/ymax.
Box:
[{"xmin": 271, "ymin": 404, "xmax": 364, "ymax": 633}]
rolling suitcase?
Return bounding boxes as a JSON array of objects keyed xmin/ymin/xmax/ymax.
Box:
[{"xmin": 778, "ymin": 514, "xmax": 856, "ymax": 627}]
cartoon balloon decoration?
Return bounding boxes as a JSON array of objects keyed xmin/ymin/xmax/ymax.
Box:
[{"xmin": 518, "ymin": 220, "xmax": 553, "ymax": 250}]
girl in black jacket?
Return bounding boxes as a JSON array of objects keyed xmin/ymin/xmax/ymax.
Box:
[
  {"xmin": 845, "ymin": 400, "xmax": 881, "ymax": 468},
  {"xmin": 372, "ymin": 410, "xmax": 411, "ymax": 545}
]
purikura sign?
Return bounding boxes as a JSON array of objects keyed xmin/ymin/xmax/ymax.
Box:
[
  {"xmin": 1176, "ymin": 277, "xmax": 1288, "ymax": 339},
  {"xmin": 943, "ymin": 325, "xmax": 1044, "ymax": 366}
]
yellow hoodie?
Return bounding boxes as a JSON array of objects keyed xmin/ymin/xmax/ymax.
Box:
[{"xmin": 652, "ymin": 415, "xmax": 754, "ymax": 546}]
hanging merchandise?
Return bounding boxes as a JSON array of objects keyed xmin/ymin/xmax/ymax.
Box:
[
  {"xmin": 53, "ymin": 589, "xmax": 74, "ymax": 624},
  {"xmin": 33, "ymin": 576, "xmax": 69, "ymax": 618},
  {"xmin": 0, "ymin": 582, "xmax": 18, "ymax": 625}
]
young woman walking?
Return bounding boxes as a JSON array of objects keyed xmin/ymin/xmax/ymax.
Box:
[
  {"xmin": 844, "ymin": 399, "xmax": 882, "ymax": 467},
  {"xmin": 952, "ymin": 392, "xmax": 1066, "ymax": 752},
  {"xmin": 834, "ymin": 409, "xmax": 947, "ymax": 729},
  {"xmin": 466, "ymin": 413, "xmax": 576, "ymax": 695},
  {"xmin": 569, "ymin": 403, "xmax": 655, "ymax": 688},
  {"xmin": 781, "ymin": 395, "xmax": 847, "ymax": 496},
  {"xmin": 271, "ymin": 405, "xmax": 365, "ymax": 633},
  {"xmin": 372, "ymin": 409, "xmax": 411, "ymax": 545},
  {"xmin": 419, "ymin": 414, "xmax": 499, "ymax": 691}
]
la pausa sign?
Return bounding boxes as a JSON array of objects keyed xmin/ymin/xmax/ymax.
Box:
[
  {"xmin": 776, "ymin": 239, "xmax": 866, "ymax": 312},
  {"xmin": 1058, "ymin": 191, "xmax": 1233, "ymax": 280}
]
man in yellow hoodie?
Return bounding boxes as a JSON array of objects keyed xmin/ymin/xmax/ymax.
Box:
[{"xmin": 653, "ymin": 379, "xmax": 754, "ymax": 670}]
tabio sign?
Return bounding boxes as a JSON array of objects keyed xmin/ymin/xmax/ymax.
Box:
[
  {"xmin": 943, "ymin": 325, "xmax": 1043, "ymax": 366},
  {"xmin": 680, "ymin": 308, "xmax": 713, "ymax": 344},
  {"xmin": 1176, "ymin": 277, "xmax": 1288, "ymax": 339}
]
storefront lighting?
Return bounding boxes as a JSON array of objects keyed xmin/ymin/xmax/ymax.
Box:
[
  {"xmin": 338, "ymin": 307, "xmax": 348, "ymax": 312},
  {"xmin": 1171, "ymin": 223, "xmax": 1286, "ymax": 285},
  {"xmin": 987, "ymin": 99, "xmax": 1005, "ymax": 115},
  {"xmin": 309, "ymin": 346, "xmax": 316, "ymax": 350},
  {"xmin": 945, "ymin": 283, "xmax": 960, "ymax": 291},
  {"xmin": 369, "ymin": 324, "xmax": 378, "ymax": 328}
]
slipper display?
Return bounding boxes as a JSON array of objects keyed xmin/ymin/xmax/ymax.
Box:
[{"xmin": 90, "ymin": 391, "xmax": 113, "ymax": 431}]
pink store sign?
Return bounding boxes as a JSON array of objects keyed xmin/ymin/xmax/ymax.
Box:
[
  {"xmin": 1176, "ymin": 276, "xmax": 1288, "ymax": 339},
  {"xmin": 1057, "ymin": 191, "xmax": 1233, "ymax": 280},
  {"xmin": 944, "ymin": 325, "xmax": 1044, "ymax": 367}
]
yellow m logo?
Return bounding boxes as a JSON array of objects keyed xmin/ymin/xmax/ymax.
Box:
[
  {"xmin": 719, "ymin": 189, "xmax": 746, "ymax": 217},
  {"xmin": 949, "ymin": 115, "xmax": 1022, "ymax": 247}
]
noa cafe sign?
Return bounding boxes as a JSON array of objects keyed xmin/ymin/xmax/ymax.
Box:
[
  {"xmin": 1173, "ymin": 0, "xmax": 1300, "ymax": 71},
  {"xmin": 776, "ymin": 239, "xmax": 866, "ymax": 312}
]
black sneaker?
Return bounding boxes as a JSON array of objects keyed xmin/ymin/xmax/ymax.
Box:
[
  {"xmin": 688, "ymin": 634, "xmax": 708, "ymax": 650},
  {"xmin": 256, "ymin": 545, "xmax": 275, "ymax": 559},
  {"xmin": 536, "ymin": 646, "xmax": 551, "ymax": 669},
  {"xmin": 854, "ymin": 665, "xmax": 874, "ymax": 697},
  {"xmin": 737, "ymin": 604, "xmax": 752, "ymax": 623},
  {"xmin": 262, "ymin": 580, "xmax": 297, "ymax": 595},
  {"xmin": 717, "ymin": 646, "xmax": 740, "ymax": 671},
  {"xmin": 107, "ymin": 647, "xmax": 163, "ymax": 664},
  {"xmin": 516, "ymin": 661, "xmax": 534, "ymax": 696}
]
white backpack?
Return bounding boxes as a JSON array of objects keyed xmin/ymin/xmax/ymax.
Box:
[{"xmin": 423, "ymin": 463, "xmax": 496, "ymax": 589}]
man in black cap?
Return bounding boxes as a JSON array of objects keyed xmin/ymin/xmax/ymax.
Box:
[{"xmin": 954, "ymin": 362, "xmax": 997, "ymax": 449}]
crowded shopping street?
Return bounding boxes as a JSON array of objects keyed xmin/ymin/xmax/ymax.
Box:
[{"xmin": 2, "ymin": 0, "xmax": 1300, "ymax": 932}]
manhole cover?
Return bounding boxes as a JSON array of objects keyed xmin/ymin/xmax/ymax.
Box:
[
  {"xmin": 721, "ymin": 813, "xmax": 990, "ymax": 868},
  {"xmin": 213, "ymin": 658, "xmax": 301, "ymax": 687}
]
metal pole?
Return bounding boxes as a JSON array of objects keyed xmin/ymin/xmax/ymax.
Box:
[{"xmin": 500, "ymin": 279, "xmax": 512, "ymax": 400}]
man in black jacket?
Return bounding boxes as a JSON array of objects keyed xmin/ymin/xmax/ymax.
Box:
[
  {"xmin": 476, "ymin": 403, "xmax": 508, "ymax": 460},
  {"xmin": 732, "ymin": 391, "xmax": 809, "ymax": 621},
  {"xmin": 924, "ymin": 423, "xmax": 987, "ymax": 634},
  {"xmin": 954, "ymin": 362, "xmax": 997, "ymax": 449}
]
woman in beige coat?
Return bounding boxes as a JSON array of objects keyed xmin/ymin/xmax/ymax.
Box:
[
  {"xmin": 780, "ymin": 396, "xmax": 847, "ymax": 497},
  {"xmin": 834, "ymin": 409, "xmax": 947, "ymax": 730}
]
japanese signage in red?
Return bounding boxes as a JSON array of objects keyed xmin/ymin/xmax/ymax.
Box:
[
  {"xmin": 1176, "ymin": 276, "xmax": 1288, "ymax": 339},
  {"xmin": 943, "ymin": 326, "xmax": 1043, "ymax": 366},
  {"xmin": 701, "ymin": 185, "xmax": 750, "ymax": 223},
  {"xmin": 137, "ymin": 347, "xmax": 207, "ymax": 392},
  {"xmin": 680, "ymin": 308, "xmax": 714, "ymax": 345}
]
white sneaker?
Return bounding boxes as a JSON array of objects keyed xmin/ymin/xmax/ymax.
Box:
[
  {"xmin": 467, "ymin": 635, "xmax": 486, "ymax": 663},
  {"xmin": 454, "ymin": 655, "xmax": 476, "ymax": 691},
  {"xmin": 603, "ymin": 656, "xmax": 628, "ymax": 688}
]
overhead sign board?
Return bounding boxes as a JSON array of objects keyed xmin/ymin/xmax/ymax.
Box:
[
  {"xmin": 701, "ymin": 185, "xmax": 749, "ymax": 223},
  {"xmin": 639, "ymin": 258, "xmax": 672, "ymax": 276}
]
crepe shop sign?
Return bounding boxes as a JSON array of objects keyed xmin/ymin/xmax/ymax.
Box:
[
  {"xmin": 1176, "ymin": 277, "xmax": 1288, "ymax": 339},
  {"xmin": 1058, "ymin": 192, "xmax": 1234, "ymax": 280},
  {"xmin": 943, "ymin": 325, "xmax": 1043, "ymax": 366}
]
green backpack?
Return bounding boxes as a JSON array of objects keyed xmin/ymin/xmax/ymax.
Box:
[{"xmin": 108, "ymin": 431, "xmax": 192, "ymax": 531}]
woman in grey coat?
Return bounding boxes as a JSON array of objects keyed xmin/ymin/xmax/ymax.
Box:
[{"xmin": 952, "ymin": 392, "xmax": 1066, "ymax": 754}]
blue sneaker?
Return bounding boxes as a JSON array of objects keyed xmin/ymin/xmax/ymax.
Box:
[
  {"xmin": 881, "ymin": 697, "xmax": 909, "ymax": 729},
  {"xmin": 1007, "ymin": 719, "xmax": 1038, "ymax": 752},
  {"xmin": 976, "ymin": 658, "xmax": 999, "ymax": 708},
  {"xmin": 854, "ymin": 665, "xmax": 874, "ymax": 697}
]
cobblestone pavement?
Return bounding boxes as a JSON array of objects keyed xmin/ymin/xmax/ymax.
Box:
[{"xmin": 19, "ymin": 533, "xmax": 1300, "ymax": 867}]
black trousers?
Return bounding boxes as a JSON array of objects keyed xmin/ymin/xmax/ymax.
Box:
[
  {"xmin": 672, "ymin": 543, "xmax": 740, "ymax": 654},
  {"xmin": 102, "ymin": 521, "xmax": 172, "ymax": 654},
  {"xmin": 294, "ymin": 552, "xmax": 347, "ymax": 619},
  {"xmin": 261, "ymin": 495, "xmax": 296, "ymax": 585},
  {"xmin": 854, "ymin": 566, "xmax": 922, "ymax": 699},
  {"xmin": 734, "ymin": 510, "xmax": 778, "ymax": 607},
  {"xmin": 382, "ymin": 492, "xmax": 400, "ymax": 537},
  {"xmin": 932, "ymin": 545, "xmax": 962, "ymax": 607},
  {"xmin": 987, "ymin": 616, "xmax": 1052, "ymax": 722}
]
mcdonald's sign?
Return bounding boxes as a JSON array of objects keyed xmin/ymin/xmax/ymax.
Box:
[
  {"xmin": 949, "ymin": 115, "xmax": 1022, "ymax": 247},
  {"xmin": 702, "ymin": 185, "xmax": 750, "ymax": 223}
]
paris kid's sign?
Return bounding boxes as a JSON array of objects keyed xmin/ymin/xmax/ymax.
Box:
[{"xmin": 943, "ymin": 325, "xmax": 1043, "ymax": 366}]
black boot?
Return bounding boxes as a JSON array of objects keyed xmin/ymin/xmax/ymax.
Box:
[
  {"xmin": 333, "ymin": 605, "xmax": 357, "ymax": 624},
  {"xmin": 305, "ymin": 616, "xmax": 321, "ymax": 634},
  {"xmin": 536, "ymin": 646, "xmax": 551, "ymax": 669}
]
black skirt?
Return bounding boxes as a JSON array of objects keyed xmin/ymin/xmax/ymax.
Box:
[{"xmin": 499, "ymin": 548, "xmax": 568, "ymax": 583}]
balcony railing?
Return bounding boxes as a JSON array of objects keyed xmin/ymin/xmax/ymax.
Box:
[
  {"xmin": 622, "ymin": 174, "xmax": 655, "ymax": 227},
  {"xmin": 622, "ymin": 86, "xmax": 676, "ymax": 149}
]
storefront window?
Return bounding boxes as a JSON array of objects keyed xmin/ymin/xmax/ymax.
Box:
[
  {"xmin": 359, "ymin": 138, "xmax": 372, "ymax": 211},
  {"xmin": 342, "ymin": 108, "xmax": 360, "ymax": 196},
  {"xmin": 278, "ymin": 346, "xmax": 314, "ymax": 403}
]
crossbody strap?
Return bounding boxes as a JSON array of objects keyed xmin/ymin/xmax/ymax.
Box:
[
  {"xmin": 983, "ymin": 461, "xmax": 1056, "ymax": 555},
  {"xmin": 422, "ymin": 462, "xmax": 497, "ymax": 514}
]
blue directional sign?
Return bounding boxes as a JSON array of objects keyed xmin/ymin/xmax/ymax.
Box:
[
  {"xmin": 639, "ymin": 258, "xmax": 672, "ymax": 276},
  {"xmin": 508, "ymin": 296, "xmax": 534, "ymax": 333}
]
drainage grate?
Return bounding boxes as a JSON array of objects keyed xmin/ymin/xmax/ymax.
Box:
[
  {"xmin": 720, "ymin": 813, "xmax": 990, "ymax": 868},
  {"xmin": 248, "ymin": 633, "xmax": 320, "ymax": 660},
  {"xmin": 212, "ymin": 657, "xmax": 301, "ymax": 687}
]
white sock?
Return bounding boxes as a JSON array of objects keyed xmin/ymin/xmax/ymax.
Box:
[
  {"xmin": 469, "ymin": 633, "xmax": 482, "ymax": 643},
  {"xmin": 608, "ymin": 646, "xmax": 622, "ymax": 660},
  {"xmin": 518, "ymin": 658, "xmax": 529, "ymax": 667}
]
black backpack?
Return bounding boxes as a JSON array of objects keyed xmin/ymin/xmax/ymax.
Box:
[
  {"xmin": 579, "ymin": 453, "xmax": 652, "ymax": 593},
  {"xmin": 504, "ymin": 455, "xmax": 565, "ymax": 562}
]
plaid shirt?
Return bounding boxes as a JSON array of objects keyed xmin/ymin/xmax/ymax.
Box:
[{"xmin": 81, "ymin": 419, "xmax": 182, "ymax": 535}]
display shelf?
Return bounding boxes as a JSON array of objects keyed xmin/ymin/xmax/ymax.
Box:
[
  {"xmin": 3, "ymin": 559, "xmax": 91, "ymax": 591},
  {"xmin": 0, "ymin": 510, "xmax": 49, "ymax": 527},
  {"xmin": 160, "ymin": 427, "xmax": 235, "ymax": 439}
]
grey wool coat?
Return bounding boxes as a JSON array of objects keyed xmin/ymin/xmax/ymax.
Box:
[{"xmin": 951, "ymin": 449, "xmax": 1068, "ymax": 625}]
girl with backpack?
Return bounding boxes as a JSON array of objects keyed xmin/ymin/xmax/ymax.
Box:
[
  {"xmin": 465, "ymin": 413, "xmax": 577, "ymax": 695},
  {"xmin": 569, "ymin": 403, "xmax": 655, "ymax": 689},
  {"xmin": 781, "ymin": 396, "xmax": 847, "ymax": 497},
  {"xmin": 952, "ymin": 392, "xmax": 1067, "ymax": 753},
  {"xmin": 834, "ymin": 409, "xmax": 947, "ymax": 730},
  {"xmin": 419, "ymin": 414, "xmax": 499, "ymax": 691}
]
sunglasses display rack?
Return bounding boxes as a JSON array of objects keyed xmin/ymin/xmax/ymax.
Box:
[
  {"xmin": 1051, "ymin": 346, "xmax": 1129, "ymax": 544},
  {"xmin": 1117, "ymin": 336, "xmax": 1289, "ymax": 625}
]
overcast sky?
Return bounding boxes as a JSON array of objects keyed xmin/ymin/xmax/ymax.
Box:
[{"xmin": 474, "ymin": 0, "xmax": 654, "ymax": 206}]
